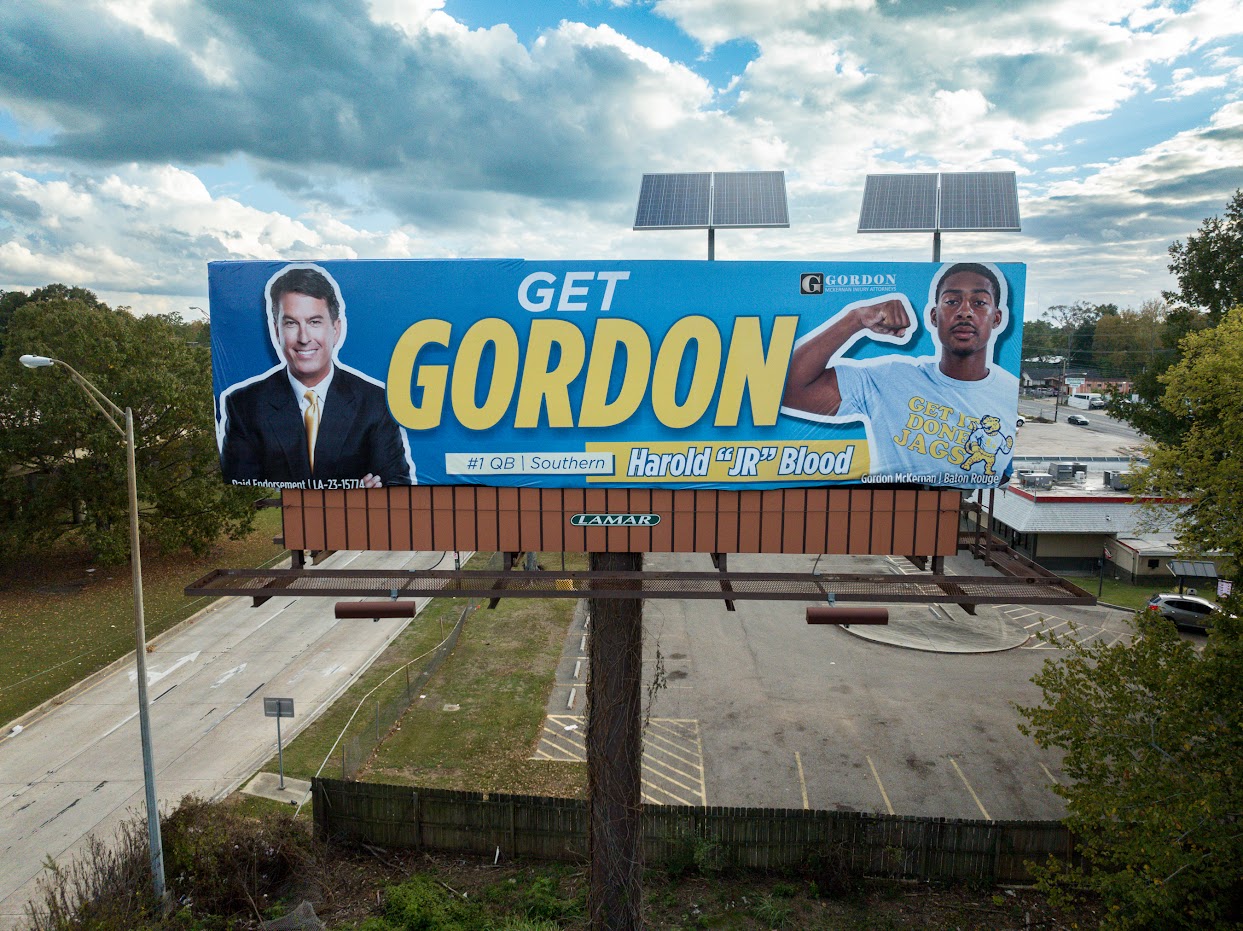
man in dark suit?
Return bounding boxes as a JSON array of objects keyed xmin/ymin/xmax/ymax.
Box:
[{"xmin": 219, "ymin": 265, "xmax": 415, "ymax": 487}]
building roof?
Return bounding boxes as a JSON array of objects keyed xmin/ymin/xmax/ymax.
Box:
[
  {"xmin": 983, "ymin": 458, "xmax": 1180, "ymax": 535},
  {"xmin": 1114, "ymin": 535, "xmax": 1180, "ymax": 556}
]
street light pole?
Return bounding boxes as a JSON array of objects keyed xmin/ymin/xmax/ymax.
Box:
[{"xmin": 18, "ymin": 354, "xmax": 166, "ymax": 904}]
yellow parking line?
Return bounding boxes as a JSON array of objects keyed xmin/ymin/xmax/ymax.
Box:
[
  {"xmin": 642, "ymin": 759, "xmax": 703, "ymax": 797},
  {"xmin": 1039, "ymin": 763, "xmax": 1060, "ymax": 786},
  {"xmin": 866, "ymin": 756, "xmax": 894, "ymax": 815},
  {"xmin": 537, "ymin": 730, "xmax": 586, "ymax": 760},
  {"xmin": 795, "ymin": 752, "xmax": 809, "ymax": 810},
  {"xmin": 693, "ymin": 726, "xmax": 708, "ymax": 804},
  {"xmin": 949, "ymin": 756, "xmax": 991, "ymax": 820},
  {"xmin": 643, "ymin": 731, "xmax": 702, "ymax": 767},
  {"xmin": 641, "ymin": 779, "xmax": 695, "ymax": 806}
]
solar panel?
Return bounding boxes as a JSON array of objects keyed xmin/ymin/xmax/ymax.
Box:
[
  {"xmin": 1168, "ymin": 560, "xmax": 1218, "ymax": 579},
  {"xmin": 857, "ymin": 173, "xmax": 938, "ymax": 232},
  {"xmin": 938, "ymin": 171, "xmax": 1020, "ymax": 231},
  {"xmin": 633, "ymin": 173, "xmax": 712, "ymax": 229},
  {"xmin": 710, "ymin": 171, "xmax": 789, "ymax": 228}
]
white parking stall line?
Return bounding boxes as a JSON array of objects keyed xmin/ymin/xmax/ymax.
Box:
[
  {"xmin": 532, "ymin": 715, "xmax": 707, "ymax": 806},
  {"xmin": 866, "ymin": 755, "xmax": 894, "ymax": 815},
  {"xmin": 949, "ymin": 756, "xmax": 992, "ymax": 821}
]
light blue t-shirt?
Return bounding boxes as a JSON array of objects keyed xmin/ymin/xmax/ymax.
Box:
[{"xmin": 834, "ymin": 359, "xmax": 1020, "ymax": 484}]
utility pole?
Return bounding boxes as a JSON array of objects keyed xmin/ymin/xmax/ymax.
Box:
[{"xmin": 1054, "ymin": 326, "xmax": 1073, "ymax": 423}]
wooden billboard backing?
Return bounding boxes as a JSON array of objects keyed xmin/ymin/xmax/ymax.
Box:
[{"xmin": 280, "ymin": 486, "xmax": 962, "ymax": 557}]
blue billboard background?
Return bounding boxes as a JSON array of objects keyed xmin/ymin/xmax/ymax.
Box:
[{"xmin": 209, "ymin": 259, "xmax": 1025, "ymax": 490}]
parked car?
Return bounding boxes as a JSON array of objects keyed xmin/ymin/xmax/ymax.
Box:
[
  {"xmin": 1067, "ymin": 414, "xmax": 1089, "ymax": 425},
  {"xmin": 1016, "ymin": 416, "xmax": 1025, "ymax": 428},
  {"xmin": 1146, "ymin": 593, "xmax": 1222, "ymax": 632},
  {"xmin": 1089, "ymin": 397, "xmax": 1107, "ymax": 409}
]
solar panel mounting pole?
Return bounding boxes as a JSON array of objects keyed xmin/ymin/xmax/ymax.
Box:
[
  {"xmin": 933, "ymin": 229, "xmax": 941, "ymax": 262},
  {"xmin": 708, "ymin": 227, "xmax": 715, "ymax": 260}
]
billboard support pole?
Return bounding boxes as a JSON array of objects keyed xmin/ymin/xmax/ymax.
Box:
[{"xmin": 586, "ymin": 551, "xmax": 643, "ymax": 931}]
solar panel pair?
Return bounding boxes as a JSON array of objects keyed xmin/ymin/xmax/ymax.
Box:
[{"xmin": 633, "ymin": 171, "xmax": 790, "ymax": 230}]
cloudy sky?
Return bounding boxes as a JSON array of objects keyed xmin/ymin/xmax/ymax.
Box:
[{"xmin": 1, "ymin": 0, "xmax": 1241, "ymax": 321}]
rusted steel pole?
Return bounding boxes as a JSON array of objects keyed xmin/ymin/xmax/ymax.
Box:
[{"xmin": 586, "ymin": 551, "xmax": 644, "ymax": 931}]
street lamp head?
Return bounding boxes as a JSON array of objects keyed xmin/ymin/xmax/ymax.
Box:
[{"xmin": 19, "ymin": 354, "xmax": 55, "ymax": 369}]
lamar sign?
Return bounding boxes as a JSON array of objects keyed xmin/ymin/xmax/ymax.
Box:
[{"xmin": 570, "ymin": 513, "xmax": 661, "ymax": 527}]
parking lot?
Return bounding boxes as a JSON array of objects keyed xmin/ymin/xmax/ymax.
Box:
[{"xmin": 542, "ymin": 550, "xmax": 1142, "ymax": 822}]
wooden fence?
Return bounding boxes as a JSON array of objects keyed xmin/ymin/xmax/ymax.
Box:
[{"xmin": 312, "ymin": 778, "xmax": 1072, "ymax": 885}]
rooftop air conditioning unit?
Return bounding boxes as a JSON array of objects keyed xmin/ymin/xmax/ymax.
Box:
[
  {"xmin": 1109, "ymin": 472, "xmax": 1133, "ymax": 491},
  {"xmin": 1021, "ymin": 473, "xmax": 1054, "ymax": 489},
  {"xmin": 1048, "ymin": 462, "xmax": 1076, "ymax": 481}
]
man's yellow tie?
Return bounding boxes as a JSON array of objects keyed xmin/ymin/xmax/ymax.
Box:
[{"xmin": 303, "ymin": 390, "xmax": 320, "ymax": 472}]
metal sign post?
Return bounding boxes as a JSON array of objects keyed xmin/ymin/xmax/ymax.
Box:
[{"xmin": 263, "ymin": 697, "xmax": 295, "ymax": 789}]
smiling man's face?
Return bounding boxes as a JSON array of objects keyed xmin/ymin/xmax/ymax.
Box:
[
  {"xmin": 933, "ymin": 271, "xmax": 1001, "ymax": 359},
  {"xmin": 278, "ymin": 292, "xmax": 340, "ymax": 387}
]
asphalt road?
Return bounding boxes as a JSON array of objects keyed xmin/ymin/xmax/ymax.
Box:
[
  {"xmin": 0, "ymin": 548, "xmax": 453, "ymax": 930},
  {"xmin": 1018, "ymin": 398, "xmax": 1145, "ymax": 445}
]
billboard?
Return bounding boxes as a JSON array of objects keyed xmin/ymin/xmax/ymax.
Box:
[{"xmin": 209, "ymin": 259, "xmax": 1024, "ymax": 491}]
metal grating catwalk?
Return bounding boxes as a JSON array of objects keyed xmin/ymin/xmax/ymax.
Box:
[{"xmin": 186, "ymin": 566, "xmax": 1094, "ymax": 605}]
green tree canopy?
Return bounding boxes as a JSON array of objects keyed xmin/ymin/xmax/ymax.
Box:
[
  {"xmin": 1109, "ymin": 193, "xmax": 1243, "ymax": 444},
  {"xmin": 1166, "ymin": 189, "xmax": 1243, "ymax": 323},
  {"xmin": 0, "ymin": 294, "xmax": 255, "ymax": 563},
  {"xmin": 1092, "ymin": 300, "xmax": 1171, "ymax": 379},
  {"xmin": 1132, "ymin": 305, "xmax": 1243, "ymax": 573},
  {"xmin": 1018, "ymin": 609, "xmax": 1243, "ymax": 929}
]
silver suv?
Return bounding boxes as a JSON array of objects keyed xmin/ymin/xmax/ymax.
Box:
[{"xmin": 1145, "ymin": 593, "xmax": 1221, "ymax": 632}]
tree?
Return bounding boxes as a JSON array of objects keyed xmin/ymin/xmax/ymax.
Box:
[
  {"xmin": 1021, "ymin": 317, "xmax": 1061, "ymax": 361},
  {"xmin": 1166, "ymin": 189, "xmax": 1243, "ymax": 323},
  {"xmin": 0, "ymin": 293, "xmax": 256, "ymax": 563},
  {"xmin": 1130, "ymin": 305, "xmax": 1243, "ymax": 573},
  {"xmin": 1092, "ymin": 300, "xmax": 1170, "ymax": 379},
  {"xmin": 1017, "ymin": 608, "xmax": 1243, "ymax": 930},
  {"xmin": 0, "ymin": 283, "xmax": 108, "ymax": 354},
  {"xmin": 1112, "ymin": 192, "xmax": 1243, "ymax": 442}
]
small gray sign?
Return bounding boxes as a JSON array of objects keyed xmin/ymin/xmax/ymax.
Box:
[
  {"xmin": 570, "ymin": 513, "xmax": 660, "ymax": 527},
  {"xmin": 263, "ymin": 697, "xmax": 295, "ymax": 718}
]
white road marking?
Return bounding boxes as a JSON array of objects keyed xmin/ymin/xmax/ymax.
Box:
[
  {"xmin": 795, "ymin": 752, "xmax": 809, "ymax": 810},
  {"xmin": 949, "ymin": 756, "xmax": 991, "ymax": 820},
  {"xmin": 210, "ymin": 664, "xmax": 247, "ymax": 689},
  {"xmin": 866, "ymin": 755, "xmax": 894, "ymax": 815},
  {"xmin": 128, "ymin": 651, "xmax": 200, "ymax": 685}
]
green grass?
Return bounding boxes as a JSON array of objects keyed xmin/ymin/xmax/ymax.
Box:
[
  {"xmin": 0, "ymin": 509, "xmax": 284, "ymax": 727},
  {"xmin": 256, "ymin": 588, "xmax": 471, "ymax": 784},
  {"xmin": 1060, "ymin": 573, "xmax": 1219, "ymax": 612},
  {"xmin": 267, "ymin": 552, "xmax": 587, "ymax": 799}
]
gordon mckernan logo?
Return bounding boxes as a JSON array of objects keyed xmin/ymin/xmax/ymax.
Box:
[
  {"xmin": 800, "ymin": 272, "xmax": 824, "ymax": 294},
  {"xmin": 570, "ymin": 513, "xmax": 661, "ymax": 527}
]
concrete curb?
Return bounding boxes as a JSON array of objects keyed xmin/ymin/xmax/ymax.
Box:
[{"xmin": 0, "ymin": 554, "xmax": 292, "ymax": 741}]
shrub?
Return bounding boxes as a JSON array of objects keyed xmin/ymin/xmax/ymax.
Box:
[
  {"xmin": 162, "ymin": 796, "xmax": 317, "ymax": 918},
  {"xmin": 380, "ymin": 875, "xmax": 481, "ymax": 930},
  {"xmin": 517, "ymin": 875, "xmax": 580, "ymax": 922},
  {"xmin": 22, "ymin": 824, "xmax": 157, "ymax": 931}
]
